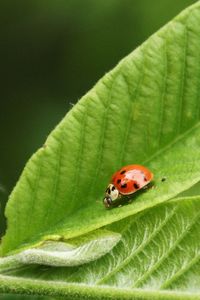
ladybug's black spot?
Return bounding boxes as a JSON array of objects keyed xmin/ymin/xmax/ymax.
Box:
[
  {"xmin": 120, "ymin": 170, "xmax": 126, "ymax": 175},
  {"xmin": 121, "ymin": 183, "xmax": 127, "ymax": 188},
  {"xmin": 144, "ymin": 177, "xmax": 147, "ymax": 182},
  {"xmin": 112, "ymin": 186, "xmax": 115, "ymax": 191},
  {"xmin": 117, "ymin": 179, "xmax": 121, "ymax": 184},
  {"xmin": 134, "ymin": 183, "xmax": 140, "ymax": 189}
]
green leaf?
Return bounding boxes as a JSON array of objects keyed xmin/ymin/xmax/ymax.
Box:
[
  {"xmin": 0, "ymin": 295, "xmax": 52, "ymax": 300},
  {"xmin": 0, "ymin": 196, "xmax": 200, "ymax": 299},
  {"xmin": 0, "ymin": 229, "xmax": 121, "ymax": 268},
  {"xmin": 2, "ymin": 1, "xmax": 200, "ymax": 257}
]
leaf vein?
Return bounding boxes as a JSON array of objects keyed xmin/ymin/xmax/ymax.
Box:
[
  {"xmin": 161, "ymin": 250, "xmax": 200, "ymax": 289},
  {"xmin": 132, "ymin": 208, "xmax": 200, "ymax": 288},
  {"xmin": 97, "ymin": 206, "xmax": 177, "ymax": 285}
]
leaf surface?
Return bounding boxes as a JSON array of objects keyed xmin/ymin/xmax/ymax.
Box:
[
  {"xmin": 1, "ymin": 196, "xmax": 200, "ymax": 299},
  {"xmin": 2, "ymin": 2, "xmax": 200, "ymax": 257},
  {"xmin": 2, "ymin": 2, "xmax": 200, "ymax": 299},
  {"xmin": 0, "ymin": 229, "xmax": 121, "ymax": 268}
]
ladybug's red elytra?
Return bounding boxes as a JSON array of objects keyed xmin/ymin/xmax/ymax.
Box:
[{"xmin": 103, "ymin": 164, "xmax": 153, "ymax": 208}]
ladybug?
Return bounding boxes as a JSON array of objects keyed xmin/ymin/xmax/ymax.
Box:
[{"xmin": 103, "ymin": 164, "xmax": 153, "ymax": 208}]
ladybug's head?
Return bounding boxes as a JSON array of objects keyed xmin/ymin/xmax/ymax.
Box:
[{"xmin": 103, "ymin": 184, "xmax": 119, "ymax": 208}]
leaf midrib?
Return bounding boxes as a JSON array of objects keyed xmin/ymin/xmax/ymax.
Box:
[{"xmin": 0, "ymin": 274, "xmax": 199, "ymax": 300}]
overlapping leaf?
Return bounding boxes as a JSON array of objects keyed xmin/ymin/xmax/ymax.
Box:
[
  {"xmin": 1, "ymin": 196, "xmax": 200, "ymax": 299},
  {"xmin": 0, "ymin": 229, "xmax": 121, "ymax": 268}
]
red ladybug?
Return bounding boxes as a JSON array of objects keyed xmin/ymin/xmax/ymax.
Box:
[{"xmin": 103, "ymin": 164, "xmax": 153, "ymax": 208}]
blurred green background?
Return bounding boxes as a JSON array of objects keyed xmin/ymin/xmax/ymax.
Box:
[{"xmin": 0, "ymin": 0, "xmax": 196, "ymax": 238}]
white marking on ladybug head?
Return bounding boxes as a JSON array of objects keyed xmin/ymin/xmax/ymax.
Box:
[{"xmin": 105, "ymin": 184, "xmax": 119, "ymax": 201}]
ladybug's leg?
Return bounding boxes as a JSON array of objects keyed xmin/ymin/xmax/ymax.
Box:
[
  {"xmin": 142, "ymin": 185, "xmax": 149, "ymax": 190},
  {"xmin": 143, "ymin": 182, "xmax": 155, "ymax": 191},
  {"xmin": 125, "ymin": 194, "xmax": 132, "ymax": 204}
]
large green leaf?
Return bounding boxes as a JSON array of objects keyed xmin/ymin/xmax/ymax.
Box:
[
  {"xmin": 2, "ymin": 1, "xmax": 200, "ymax": 257},
  {"xmin": 2, "ymin": 2, "xmax": 200, "ymax": 299},
  {"xmin": 0, "ymin": 196, "xmax": 200, "ymax": 299}
]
